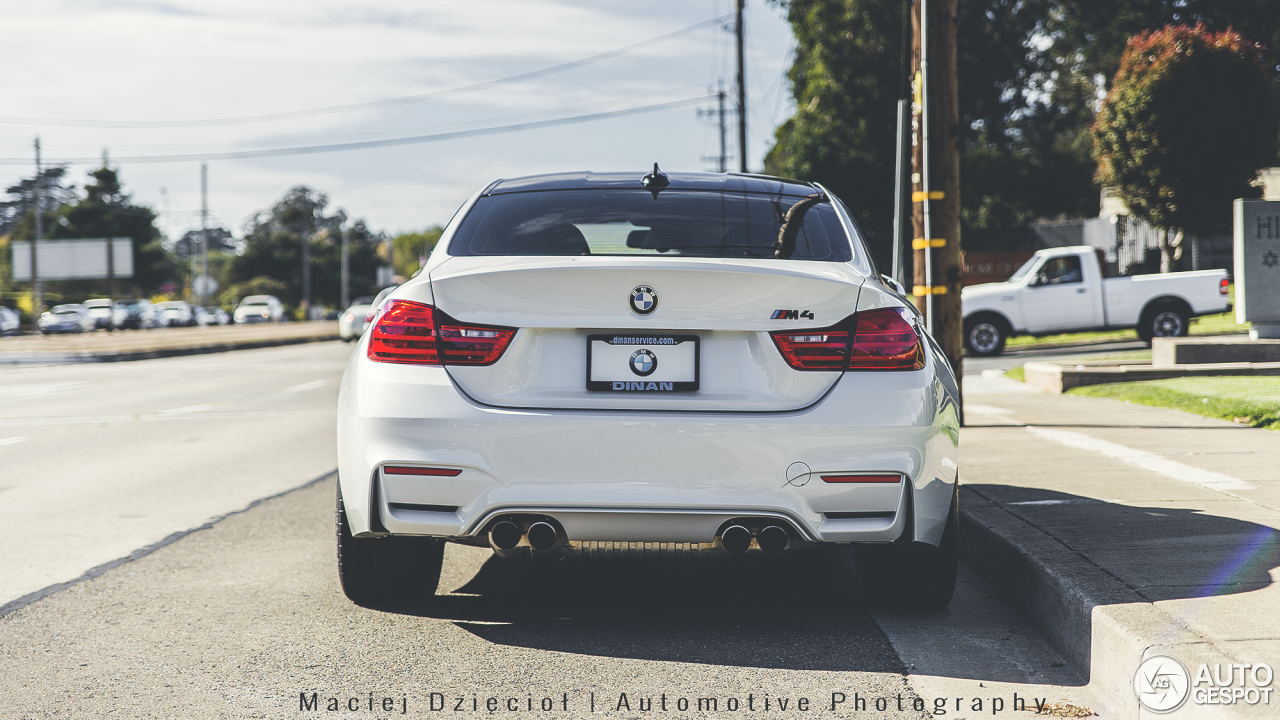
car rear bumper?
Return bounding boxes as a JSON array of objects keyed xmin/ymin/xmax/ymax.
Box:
[{"xmin": 338, "ymin": 346, "xmax": 959, "ymax": 548}]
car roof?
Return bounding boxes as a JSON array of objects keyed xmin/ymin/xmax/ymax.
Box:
[{"xmin": 484, "ymin": 170, "xmax": 818, "ymax": 197}]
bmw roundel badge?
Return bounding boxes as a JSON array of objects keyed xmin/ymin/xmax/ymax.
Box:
[
  {"xmin": 629, "ymin": 285, "xmax": 658, "ymax": 315},
  {"xmin": 629, "ymin": 349, "xmax": 657, "ymax": 376}
]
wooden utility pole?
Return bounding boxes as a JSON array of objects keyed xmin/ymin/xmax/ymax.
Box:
[
  {"xmin": 910, "ymin": 0, "xmax": 963, "ymax": 387},
  {"xmin": 32, "ymin": 137, "xmax": 43, "ymax": 334},
  {"xmin": 735, "ymin": 0, "xmax": 747, "ymax": 173}
]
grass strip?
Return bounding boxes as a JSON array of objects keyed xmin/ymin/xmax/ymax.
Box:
[{"xmin": 1071, "ymin": 377, "xmax": 1280, "ymax": 431}]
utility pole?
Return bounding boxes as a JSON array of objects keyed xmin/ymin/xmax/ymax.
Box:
[
  {"xmin": 718, "ymin": 84, "xmax": 728, "ymax": 173},
  {"xmin": 340, "ymin": 223, "xmax": 349, "ymax": 312},
  {"xmin": 32, "ymin": 137, "xmax": 42, "ymax": 334},
  {"xmin": 302, "ymin": 217, "xmax": 312, "ymax": 320},
  {"xmin": 735, "ymin": 0, "xmax": 747, "ymax": 173},
  {"xmin": 200, "ymin": 163, "xmax": 209, "ymax": 307},
  {"xmin": 910, "ymin": 0, "xmax": 963, "ymax": 388}
]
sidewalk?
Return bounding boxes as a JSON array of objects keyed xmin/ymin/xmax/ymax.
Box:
[
  {"xmin": 961, "ymin": 371, "xmax": 1280, "ymax": 718},
  {"xmin": 0, "ymin": 322, "xmax": 340, "ymax": 364}
]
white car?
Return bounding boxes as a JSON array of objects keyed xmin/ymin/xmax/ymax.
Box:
[
  {"xmin": 336, "ymin": 169, "xmax": 961, "ymax": 610},
  {"xmin": 38, "ymin": 304, "xmax": 95, "ymax": 334},
  {"xmin": 338, "ymin": 296, "xmax": 377, "ymax": 341},
  {"xmin": 0, "ymin": 306, "xmax": 19, "ymax": 335},
  {"xmin": 234, "ymin": 295, "xmax": 284, "ymax": 324},
  {"xmin": 962, "ymin": 245, "xmax": 1232, "ymax": 355},
  {"xmin": 154, "ymin": 300, "xmax": 195, "ymax": 327},
  {"xmin": 82, "ymin": 298, "xmax": 116, "ymax": 330}
]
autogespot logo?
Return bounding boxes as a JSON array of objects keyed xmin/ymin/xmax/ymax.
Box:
[
  {"xmin": 629, "ymin": 286, "xmax": 658, "ymax": 315},
  {"xmin": 629, "ymin": 349, "xmax": 657, "ymax": 377},
  {"xmin": 1134, "ymin": 655, "xmax": 1191, "ymax": 713}
]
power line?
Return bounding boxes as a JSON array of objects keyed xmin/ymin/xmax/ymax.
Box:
[
  {"xmin": 0, "ymin": 16, "xmax": 731, "ymax": 130},
  {"xmin": 0, "ymin": 95, "xmax": 713, "ymax": 165}
]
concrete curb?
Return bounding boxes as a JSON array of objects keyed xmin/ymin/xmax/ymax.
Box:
[
  {"xmin": 0, "ymin": 332, "xmax": 341, "ymax": 364},
  {"xmin": 959, "ymin": 486, "xmax": 1259, "ymax": 719}
]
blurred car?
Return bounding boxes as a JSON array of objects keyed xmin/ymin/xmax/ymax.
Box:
[
  {"xmin": 38, "ymin": 304, "xmax": 95, "ymax": 334},
  {"xmin": 82, "ymin": 298, "xmax": 115, "ymax": 330},
  {"xmin": 234, "ymin": 295, "xmax": 284, "ymax": 324},
  {"xmin": 194, "ymin": 306, "xmax": 230, "ymax": 326},
  {"xmin": 112, "ymin": 298, "xmax": 157, "ymax": 329},
  {"xmin": 338, "ymin": 296, "xmax": 376, "ymax": 341},
  {"xmin": 0, "ymin": 306, "xmax": 19, "ymax": 335},
  {"xmin": 154, "ymin": 300, "xmax": 196, "ymax": 327}
]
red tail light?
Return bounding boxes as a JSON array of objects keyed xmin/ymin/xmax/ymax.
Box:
[
  {"xmin": 1220, "ymin": 277, "xmax": 1230, "ymax": 296},
  {"xmin": 382, "ymin": 465, "xmax": 462, "ymax": 477},
  {"xmin": 368, "ymin": 300, "xmax": 515, "ymax": 366},
  {"xmin": 821, "ymin": 474, "xmax": 902, "ymax": 483},
  {"xmin": 770, "ymin": 307, "xmax": 923, "ymax": 371}
]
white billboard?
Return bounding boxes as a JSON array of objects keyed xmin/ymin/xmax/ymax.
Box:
[{"xmin": 11, "ymin": 238, "xmax": 133, "ymax": 281}]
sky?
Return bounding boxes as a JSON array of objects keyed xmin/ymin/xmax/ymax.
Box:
[{"xmin": 0, "ymin": 0, "xmax": 798, "ymax": 241}]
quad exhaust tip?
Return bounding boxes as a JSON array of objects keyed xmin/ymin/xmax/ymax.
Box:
[
  {"xmin": 526, "ymin": 522, "xmax": 559, "ymax": 552},
  {"xmin": 757, "ymin": 525, "xmax": 790, "ymax": 555},
  {"xmin": 720, "ymin": 525, "xmax": 752, "ymax": 555},
  {"xmin": 489, "ymin": 520, "xmax": 522, "ymax": 551}
]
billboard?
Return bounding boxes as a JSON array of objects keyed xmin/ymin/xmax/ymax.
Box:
[{"xmin": 10, "ymin": 238, "xmax": 133, "ymax": 281}]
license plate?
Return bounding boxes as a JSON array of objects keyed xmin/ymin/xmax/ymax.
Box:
[{"xmin": 586, "ymin": 334, "xmax": 699, "ymax": 392}]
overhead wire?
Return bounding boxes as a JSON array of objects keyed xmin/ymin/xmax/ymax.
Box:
[{"xmin": 0, "ymin": 15, "xmax": 732, "ymax": 129}]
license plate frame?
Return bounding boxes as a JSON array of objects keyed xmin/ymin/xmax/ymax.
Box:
[{"xmin": 585, "ymin": 333, "xmax": 700, "ymax": 392}]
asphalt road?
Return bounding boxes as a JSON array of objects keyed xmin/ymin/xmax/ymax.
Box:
[{"xmin": 0, "ymin": 342, "xmax": 1092, "ymax": 718}]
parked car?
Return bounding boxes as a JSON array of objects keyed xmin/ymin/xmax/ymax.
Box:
[
  {"xmin": 82, "ymin": 298, "xmax": 115, "ymax": 330},
  {"xmin": 335, "ymin": 169, "xmax": 961, "ymax": 611},
  {"xmin": 194, "ymin": 306, "xmax": 230, "ymax": 326},
  {"xmin": 154, "ymin": 300, "xmax": 195, "ymax": 327},
  {"xmin": 338, "ymin": 296, "xmax": 376, "ymax": 341},
  {"xmin": 233, "ymin": 295, "xmax": 284, "ymax": 324},
  {"xmin": 961, "ymin": 245, "xmax": 1232, "ymax": 355},
  {"xmin": 112, "ymin": 298, "xmax": 157, "ymax": 329},
  {"xmin": 38, "ymin": 304, "xmax": 95, "ymax": 334},
  {"xmin": 0, "ymin": 306, "xmax": 19, "ymax": 335}
]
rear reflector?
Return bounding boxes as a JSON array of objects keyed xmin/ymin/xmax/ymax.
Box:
[
  {"xmin": 1220, "ymin": 277, "xmax": 1230, "ymax": 295},
  {"xmin": 382, "ymin": 466, "xmax": 462, "ymax": 477},
  {"xmin": 770, "ymin": 307, "xmax": 923, "ymax": 371},
  {"xmin": 821, "ymin": 474, "xmax": 902, "ymax": 483},
  {"xmin": 368, "ymin": 300, "xmax": 515, "ymax": 366}
]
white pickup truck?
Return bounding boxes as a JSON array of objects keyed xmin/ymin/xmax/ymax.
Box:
[{"xmin": 961, "ymin": 245, "xmax": 1231, "ymax": 356}]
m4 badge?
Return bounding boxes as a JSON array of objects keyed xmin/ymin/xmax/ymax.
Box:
[{"xmin": 771, "ymin": 309, "xmax": 815, "ymax": 320}]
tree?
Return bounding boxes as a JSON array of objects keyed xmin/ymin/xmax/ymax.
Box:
[
  {"xmin": 1093, "ymin": 24, "xmax": 1275, "ymax": 270},
  {"xmin": 391, "ymin": 228, "xmax": 443, "ymax": 279},
  {"xmin": 222, "ymin": 186, "xmax": 383, "ymax": 311},
  {"xmin": 57, "ymin": 167, "xmax": 174, "ymax": 294}
]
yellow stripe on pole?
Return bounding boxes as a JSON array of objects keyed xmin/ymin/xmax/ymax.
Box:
[
  {"xmin": 912, "ymin": 238, "xmax": 947, "ymax": 249},
  {"xmin": 913, "ymin": 285, "xmax": 948, "ymax": 296},
  {"xmin": 911, "ymin": 190, "xmax": 945, "ymax": 202}
]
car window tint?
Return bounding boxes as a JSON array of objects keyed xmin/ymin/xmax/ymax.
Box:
[{"xmin": 449, "ymin": 190, "xmax": 853, "ymax": 262}]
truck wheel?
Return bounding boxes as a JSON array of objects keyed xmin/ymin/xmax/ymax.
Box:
[
  {"xmin": 336, "ymin": 485, "xmax": 444, "ymax": 607},
  {"xmin": 855, "ymin": 484, "xmax": 959, "ymax": 613},
  {"xmin": 964, "ymin": 316, "xmax": 1007, "ymax": 356},
  {"xmin": 1138, "ymin": 305, "xmax": 1189, "ymax": 343}
]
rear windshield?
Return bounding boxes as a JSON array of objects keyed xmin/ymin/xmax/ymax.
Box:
[{"xmin": 447, "ymin": 189, "xmax": 854, "ymax": 262}]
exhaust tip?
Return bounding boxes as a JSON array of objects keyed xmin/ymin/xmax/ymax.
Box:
[
  {"xmin": 489, "ymin": 520, "xmax": 522, "ymax": 551},
  {"xmin": 720, "ymin": 525, "xmax": 752, "ymax": 555},
  {"xmin": 757, "ymin": 525, "xmax": 790, "ymax": 555},
  {"xmin": 527, "ymin": 521, "xmax": 559, "ymax": 552}
]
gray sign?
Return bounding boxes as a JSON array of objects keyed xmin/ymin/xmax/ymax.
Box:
[
  {"xmin": 1233, "ymin": 200, "xmax": 1280, "ymax": 338},
  {"xmin": 11, "ymin": 238, "xmax": 133, "ymax": 281}
]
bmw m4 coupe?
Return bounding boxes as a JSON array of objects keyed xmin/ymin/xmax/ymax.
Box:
[{"xmin": 336, "ymin": 167, "xmax": 961, "ymax": 610}]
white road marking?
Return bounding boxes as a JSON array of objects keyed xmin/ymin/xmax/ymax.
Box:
[
  {"xmin": 964, "ymin": 404, "xmax": 1015, "ymax": 415},
  {"xmin": 284, "ymin": 379, "xmax": 326, "ymax": 393},
  {"xmin": 0, "ymin": 382, "xmax": 91, "ymax": 399},
  {"xmin": 155, "ymin": 404, "xmax": 212, "ymax": 416},
  {"xmin": 1026, "ymin": 426, "xmax": 1255, "ymax": 491},
  {"xmin": 0, "ymin": 436, "xmax": 27, "ymax": 446}
]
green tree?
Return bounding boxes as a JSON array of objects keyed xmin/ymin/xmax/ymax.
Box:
[
  {"xmin": 391, "ymin": 228, "xmax": 443, "ymax": 279},
  {"xmin": 1093, "ymin": 24, "xmax": 1275, "ymax": 270},
  {"xmin": 222, "ymin": 187, "xmax": 384, "ymax": 312}
]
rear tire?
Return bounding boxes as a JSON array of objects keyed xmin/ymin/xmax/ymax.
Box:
[
  {"xmin": 1137, "ymin": 304, "xmax": 1189, "ymax": 344},
  {"xmin": 336, "ymin": 485, "xmax": 444, "ymax": 606},
  {"xmin": 964, "ymin": 316, "xmax": 1007, "ymax": 356},
  {"xmin": 855, "ymin": 483, "xmax": 959, "ymax": 613}
]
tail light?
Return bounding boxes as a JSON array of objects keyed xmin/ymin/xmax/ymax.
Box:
[
  {"xmin": 770, "ymin": 307, "xmax": 924, "ymax": 371},
  {"xmin": 1220, "ymin": 277, "xmax": 1230, "ymax": 296},
  {"xmin": 821, "ymin": 474, "xmax": 902, "ymax": 483},
  {"xmin": 368, "ymin": 299, "xmax": 515, "ymax": 366}
]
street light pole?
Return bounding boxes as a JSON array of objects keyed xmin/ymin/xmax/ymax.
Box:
[
  {"xmin": 200, "ymin": 163, "xmax": 209, "ymax": 307},
  {"xmin": 32, "ymin": 137, "xmax": 43, "ymax": 334},
  {"xmin": 735, "ymin": 0, "xmax": 747, "ymax": 173}
]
